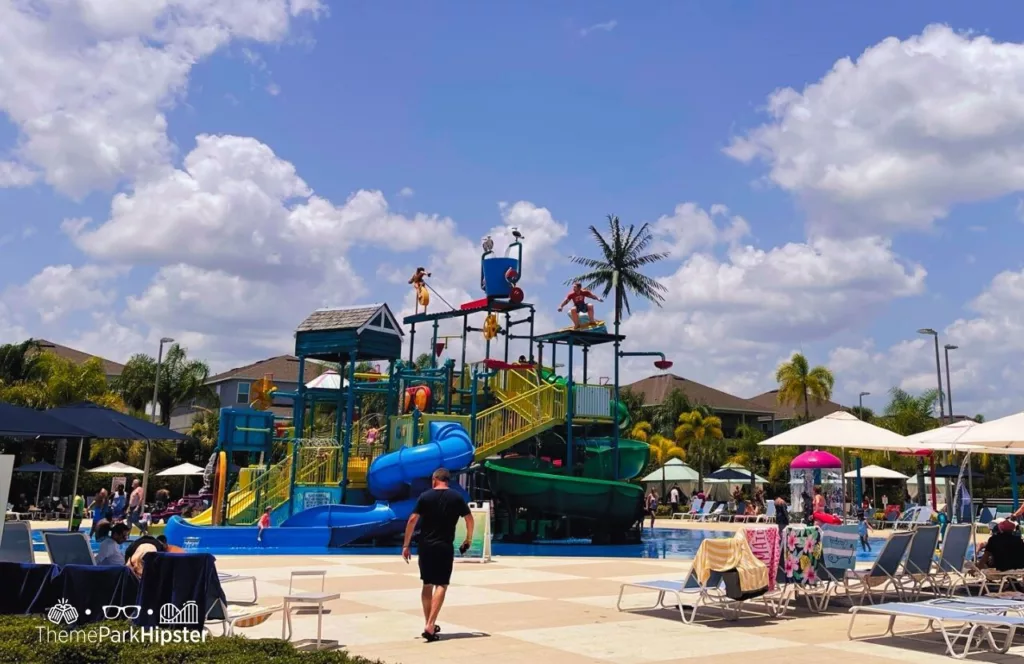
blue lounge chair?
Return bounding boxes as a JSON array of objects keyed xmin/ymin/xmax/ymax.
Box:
[
  {"xmin": 843, "ymin": 531, "xmax": 913, "ymax": 604},
  {"xmin": 42, "ymin": 532, "xmax": 95, "ymax": 566},
  {"xmin": 898, "ymin": 525, "xmax": 940, "ymax": 600},
  {"xmin": 0, "ymin": 521, "xmax": 34, "ymax": 563},
  {"xmin": 848, "ymin": 601, "xmax": 1024, "ymax": 659},
  {"xmin": 930, "ymin": 524, "xmax": 977, "ymax": 597}
]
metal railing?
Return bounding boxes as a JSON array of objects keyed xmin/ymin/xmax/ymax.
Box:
[
  {"xmin": 473, "ymin": 382, "xmax": 565, "ymax": 459},
  {"xmin": 224, "ymin": 455, "xmax": 292, "ymax": 525}
]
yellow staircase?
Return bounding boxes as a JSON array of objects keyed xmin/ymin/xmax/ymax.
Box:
[{"xmin": 473, "ymin": 381, "xmax": 565, "ymax": 461}]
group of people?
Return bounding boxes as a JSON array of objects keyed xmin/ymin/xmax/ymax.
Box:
[
  {"xmin": 71, "ymin": 479, "xmax": 150, "ymax": 537},
  {"xmin": 643, "ymin": 485, "xmax": 770, "ymax": 528}
]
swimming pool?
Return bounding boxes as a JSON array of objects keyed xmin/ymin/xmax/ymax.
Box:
[{"xmin": 32, "ymin": 528, "xmax": 890, "ymax": 561}]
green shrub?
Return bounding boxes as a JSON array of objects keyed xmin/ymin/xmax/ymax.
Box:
[{"xmin": 0, "ymin": 616, "xmax": 387, "ymax": 664}]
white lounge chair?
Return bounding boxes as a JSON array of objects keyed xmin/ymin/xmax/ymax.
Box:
[
  {"xmin": 219, "ymin": 571, "xmax": 259, "ymax": 604},
  {"xmin": 673, "ymin": 498, "xmax": 702, "ymax": 520},
  {"xmin": 756, "ymin": 502, "xmax": 776, "ymax": 523},
  {"xmin": 848, "ymin": 601, "xmax": 1024, "ymax": 659},
  {"xmin": 893, "ymin": 505, "xmax": 933, "ymax": 532}
]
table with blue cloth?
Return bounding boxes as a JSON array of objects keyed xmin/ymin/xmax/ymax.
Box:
[{"xmin": 0, "ymin": 562, "xmax": 139, "ymax": 626}]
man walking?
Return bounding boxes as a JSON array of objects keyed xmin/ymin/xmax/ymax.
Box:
[
  {"xmin": 402, "ymin": 468, "xmax": 474, "ymax": 642},
  {"xmin": 127, "ymin": 479, "xmax": 145, "ymax": 534}
]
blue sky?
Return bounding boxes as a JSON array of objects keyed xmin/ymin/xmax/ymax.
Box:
[{"xmin": 3, "ymin": 2, "xmax": 1024, "ymax": 417}]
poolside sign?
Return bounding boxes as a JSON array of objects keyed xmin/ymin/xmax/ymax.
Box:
[{"xmin": 454, "ymin": 501, "xmax": 492, "ymax": 563}]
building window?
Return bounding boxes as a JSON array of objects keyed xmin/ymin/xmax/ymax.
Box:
[{"xmin": 237, "ymin": 382, "xmax": 251, "ymax": 405}]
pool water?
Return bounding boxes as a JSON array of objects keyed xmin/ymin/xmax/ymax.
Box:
[{"xmin": 33, "ymin": 528, "xmax": 890, "ymax": 561}]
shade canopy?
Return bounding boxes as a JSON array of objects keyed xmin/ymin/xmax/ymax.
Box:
[
  {"xmin": 87, "ymin": 461, "xmax": 144, "ymax": 474},
  {"xmin": 759, "ymin": 411, "xmax": 929, "ymax": 451},
  {"xmin": 156, "ymin": 462, "xmax": 204, "ymax": 477},
  {"xmin": 952, "ymin": 412, "xmax": 1024, "ymax": 450},
  {"xmin": 639, "ymin": 459, "xmax": 699, "ymax": 483},
  {"xmin": 305, "ymin": 370, "xmax": 348, "ymax": 390},
  {"xmin": 14, "ymin": 461, "xmax": 62, "ymax": 473},
  {"xmin": 707, "ymin": 467, "xmax": 754, "ymax": 481},
  {"xmin": 904, "ymin": 420, "xmax": 979, "ymax": 446},
  {"xmin": 932, "ymin": 464, "xmax": 984, "ymax": 480},
  {"xmin": 843, "ymin": 464, "xmax": 907, "ymax": 480},
  {"xmin": 46, "ymin": 402, "xmax": 187, "ymax": 441},
  {"xmin": 0, "ymin": 402, "xmax": 91, "ymax": 438},
  {"xmin": 791, "ymin": 450, "xmax": 842, "ymax": 469}
]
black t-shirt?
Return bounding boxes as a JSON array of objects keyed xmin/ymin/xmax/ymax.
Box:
[
  {"xmin": 986, "ymin": 531, "xmax": 1024, "ymax": 571},
  {"xmin": 413, "ymin": 488, "xmax": 470, "ymax": 548}
]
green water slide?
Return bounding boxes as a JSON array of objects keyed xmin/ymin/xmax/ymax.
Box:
[{"xmin": 483, "ymin": 438, "xmax": 649, "ymax": 527}]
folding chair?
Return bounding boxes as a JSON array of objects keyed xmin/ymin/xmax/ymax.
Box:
[
  {"xmin": 843, "ymin": 531, "xmax": 913, "ymax": 604},
  {"xmin": 0, "ymin": 521, "xmax": 35, "ymax": 563}
]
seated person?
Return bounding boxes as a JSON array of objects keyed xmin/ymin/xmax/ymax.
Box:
[
  {"xmin": 94, "ymin": 520, "xmax": 130, "ymax": 565},
  {"xmin": 124, "ymin": 535, "xmax": 167, "ymax": 579},
  {"xmin": 980, "ymin": 520, "xmax": 1024, "ymax": 572},
  {"xmin": 155, "ymin": 534, "xmax": 186, "ymax": 553}
]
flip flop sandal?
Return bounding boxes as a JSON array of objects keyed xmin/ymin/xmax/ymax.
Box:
[{"xmin": 421, "ymin": 630, "xmax": 440, "ymax": 642}]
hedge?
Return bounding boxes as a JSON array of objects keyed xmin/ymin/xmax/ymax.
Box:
[{"xmin": 0, "ymin": 616, "xmax": 388, "ymax": 664}]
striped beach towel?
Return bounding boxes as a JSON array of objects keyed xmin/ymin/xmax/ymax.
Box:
[
  {"xmin": 821, "ymin": 524, "xmax": 858, "ymax": 573},
  {"xmin": 739, "ymin": 527, "xmax": 781, "ymax": 591},
  {"xmin": 693, "ymin": 535, "xmax": 768, "ymax": 593}
]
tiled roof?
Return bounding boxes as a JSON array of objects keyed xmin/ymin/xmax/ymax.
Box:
[
  {"xmin": 747, "ymin": 389, "xmax": 846, "ymax": 420},
  {"xmin": 624, "ymin": 374, "xmax": 775, "ymax": 414},
  {"xmin": 33, "ymin": 339, "xmax": 125, "ymax": 376},
  {"xmin": 296, "ymin": 304, "xmax": 384, "ymax": 333},
  {"xmin": 207, "ymin": 355, "xmax": 329, "ymax": 384}
]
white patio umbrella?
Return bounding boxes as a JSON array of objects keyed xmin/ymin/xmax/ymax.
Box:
[
  {"xmin": 156, "ymin": 462, "xmax": 205, "ymax": 496},
  {"xmin": 843, "ymin": 464, "xmax": 908, "ymax": 505},
  {"xmin": 305, "ymin": 370, "xmax": 348, "ymax": 390},
  {"xmin": 87, "ymin": 461, "xmax": 144, "ymax": 474},
  {"xmin": 952, "ymin": 412, "xmax": 1024, "ymax": 449}
]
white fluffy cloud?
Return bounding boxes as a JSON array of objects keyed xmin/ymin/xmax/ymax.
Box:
[
  {"xmin": 619, "ymin": 235, "xmax": 926, "ymax": 397},
  {"xmin": 829, "ymin": 267, "xmax": 1024, "ymax": 418},
  {"xmin": 727, "ymin": 25, "xmax": 1024, "ymax": 236},
  {"xmin": 652, "ymin": 202, "xmax": 750, "ymax": 256},
  {"xmin": 0, "ymin": 0, "xmax": 322, "ymax": 197},
  {"xmin": 5, "ymin": 264, "xmax": 122, "ymax": 323}
]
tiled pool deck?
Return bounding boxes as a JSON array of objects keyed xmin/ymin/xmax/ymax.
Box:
[{"xmin": 30, "ymin": 520, "xmax": 1013, "ymax": 663}]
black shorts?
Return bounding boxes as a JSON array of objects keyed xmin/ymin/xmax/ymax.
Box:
[
  {"xmin": 418, "ymin": 544, "xmax": 455, "ymax": 586},
  {"xmin": 574, "ymin": 300, "xmax": 588, "ymax": 312}
]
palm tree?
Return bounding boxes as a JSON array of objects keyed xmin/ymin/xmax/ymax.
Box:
[
  {"xmin": 849, "ymin": 405, "xmax": 875, "ymax": 422},
  {"xmin": 569, "ymin": 214, "xmax": 669, "ymax": 325},
  {"xmin": 618, "ymin": 388, "xmax": 646, "ymax": 428},
  {"xmin": 674, "ymin": 409, "xmax": 724, "ymax": 489},
  {"xmin": 114, "ymin": 345, "xmax": 217, "ymax": 426},
  {"xmin": 0, "ymin": 339, "xmax": 44, "ymax": 384},
  {"xmin": 414, "ymin": 353, "xmax": 433, "ymax": 372},
  {"xmin": 729, "ymin": 424, "xmax": 766, "ymax": 499},
  {"xmin": 647, "ymin": 434, "xmax": 686, "ymax": 498},
  {"xmin": 630, "ymin": 421, "xmax": 653, "ymax": 442},
  {"xmin": 653, "ymin": 388, "xmax": 692, "ymax": 437},
  {"xmin": 775, "ymin": 353, "xmax": 835, "ymax": 421},
  {"xmin": 187, "ymin": 407, "xmax": 220, "ymax": 458},
  {"xmin": 877, "ymin": 387, "xmax": 940, "ymax": 436}
]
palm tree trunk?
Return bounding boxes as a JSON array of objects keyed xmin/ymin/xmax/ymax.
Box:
[
  {"xmin": 803, "ymin": 388, "xmax": 810, "ymax": 420},
  {"xmin": 50, "ymin": 439, "xmax": 67, "ymax": 498}
]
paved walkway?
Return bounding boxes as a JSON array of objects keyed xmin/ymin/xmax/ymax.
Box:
[{"xmin": 212, "ymin": 553, "xmax": 1021, "ymax": 664}]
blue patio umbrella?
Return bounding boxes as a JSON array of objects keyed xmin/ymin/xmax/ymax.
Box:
[
  {"xmin": 14, "ymin": 460, "xmax": 63, "ymax": 506},
  {"xmin": 0, "ymin": 402, "xmax": 90, "ymax": 438},
  {"xmin": 45, "ymin": 402, "xmax": 187, "ymax": 527}
]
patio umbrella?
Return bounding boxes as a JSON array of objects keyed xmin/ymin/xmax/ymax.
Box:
[
  {"xmin": 0, "ymin": 403, "xmax": 90, "ymax": 438},
  {"xmin": 47, "ymin": 401, "xmax": 187, "ymax": 529},
  {"xmin": 87, "ymin": 461, "xmax": 144, "ymax": 474},
  {"xmin": 14, "ymin": 460, "xmax": 62, "ymax": 507},
  {"xmin": 156, "ymin": 462, "xmax": 204, "ymax": 496},
  {"xmin": 940, "ymin": 413, "xmax": 1024, "ymax": 513},
  {"xmin": 707, "ymin": 467, "xmax": 755, "ymax": 482},
  {"xmin": 842, "ymin": 464, "xmax": 907, "ymax": 505}
]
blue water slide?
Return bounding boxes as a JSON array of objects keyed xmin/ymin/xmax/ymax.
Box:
[
  {"xmin": 167, "ymin": 421, "xmax": 476, "ymax": 552},
  {"xmin": 368, "ymin": 421, "xmax": 475, "ymax": 499}
]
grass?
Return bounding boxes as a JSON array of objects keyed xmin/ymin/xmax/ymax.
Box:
[{"xmin": 0, "ymin": 616, "xmax": 388, "ymax": 664}]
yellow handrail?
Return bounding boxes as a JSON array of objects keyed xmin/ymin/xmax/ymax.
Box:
[
  {"xmin": 474, "ymin": 382, "xmax": 566, "ymax": 459},
  {"xmin": 225, "ymin": 455, "xmax": 292, "ymax": 525}
]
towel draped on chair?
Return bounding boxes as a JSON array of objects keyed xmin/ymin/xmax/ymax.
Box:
[
  {"xmin": 137, "ymin": 552, "xmax": 225, "ymax": 629},
  {"xmin": 693, "ymin": 536, "xmax": 768, "ymax": 594},
  {"xmin": 781, "ymin": 526, "xmax": 823, "ymax": 585},
  {"xmin": 739, "ymin": 527, "xmax": 781, "ymax": 591}
]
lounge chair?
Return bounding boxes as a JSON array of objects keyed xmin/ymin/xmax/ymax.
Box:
[
  {"xmin": 848, "ymin": 601, "xmax": 1024, "ymax": 659},
  {"xmin": 674, "ymin": 499, "xmax": 702, "ymax": 520},
  {"xmin": 703, "ymin": 504, "xmax": 726, "ymax": 522},
  {"xmin": 776, "ymin": 525, "xmax": 824, "ymax": 612},
  {"xmin": 0, "ymin": 521, "xmax": 35, "ymax": 563},
  {"xmin": 218, "ymin": 572, "xmax": 259, "ymax": 604},
  {"xmin": 805, "ymin": 524, "xmax": 859, "ymax": 611},
  {"xmin": 930, "ymin": 524, "xmax": 979, "ymax": 597},
  {"xmin": 897, "ymin": 525, "xmax": 941, "ymax": 600},
  {"xmin": 843, "ymin": 531, "xmax": 913, "ymax": 604},
  {"xmin": 692, "ymin": 502, "xmax": 715, "ymax": 522},
  {"xmin": 756, "ymin": 502, "xmax": 776, "ymax": 523},
  {"xmin": 42, "ymin": 532, "xmax": 95, "ymax": 566},
  {"xmin": 618, "ymin": 536, "xmax": 774, "ymax": 623},
  {"xmin": 893, "ymin": 506, "xmax": 933, "ymax": 532}
]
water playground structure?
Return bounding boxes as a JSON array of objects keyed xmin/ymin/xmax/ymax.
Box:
[{"xmin": 165, "ymin": 233, "xmax": 673, "ymax": 552}]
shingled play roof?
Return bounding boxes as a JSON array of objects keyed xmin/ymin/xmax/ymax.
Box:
[{"xmin": 296, "ymin": 304, "xmax": 403, "ymax": 336}]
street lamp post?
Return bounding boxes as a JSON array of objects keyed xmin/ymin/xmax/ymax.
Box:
[
  {"xmin": 943, "ymin": 344, "xmax": 957, "ymax": 422},
  {"xmin": 917, "ymin": 329, "xmax": 946, "ymax": 424},
  {"xmin": 145, "ymin": 337, "xmax": 174, "ymax": 502},
  {"xmin": 858, "ymin": 391, "xmax": 870, "ymax": 420}
]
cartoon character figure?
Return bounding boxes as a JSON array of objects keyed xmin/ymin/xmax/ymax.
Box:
[
  {"xmin": 558, "ymin": 282, "xmax": 603, "ymax": 329},
  {"xmin": 409, "ymin": 267, "xmax": 431, "ymax": 313}
]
